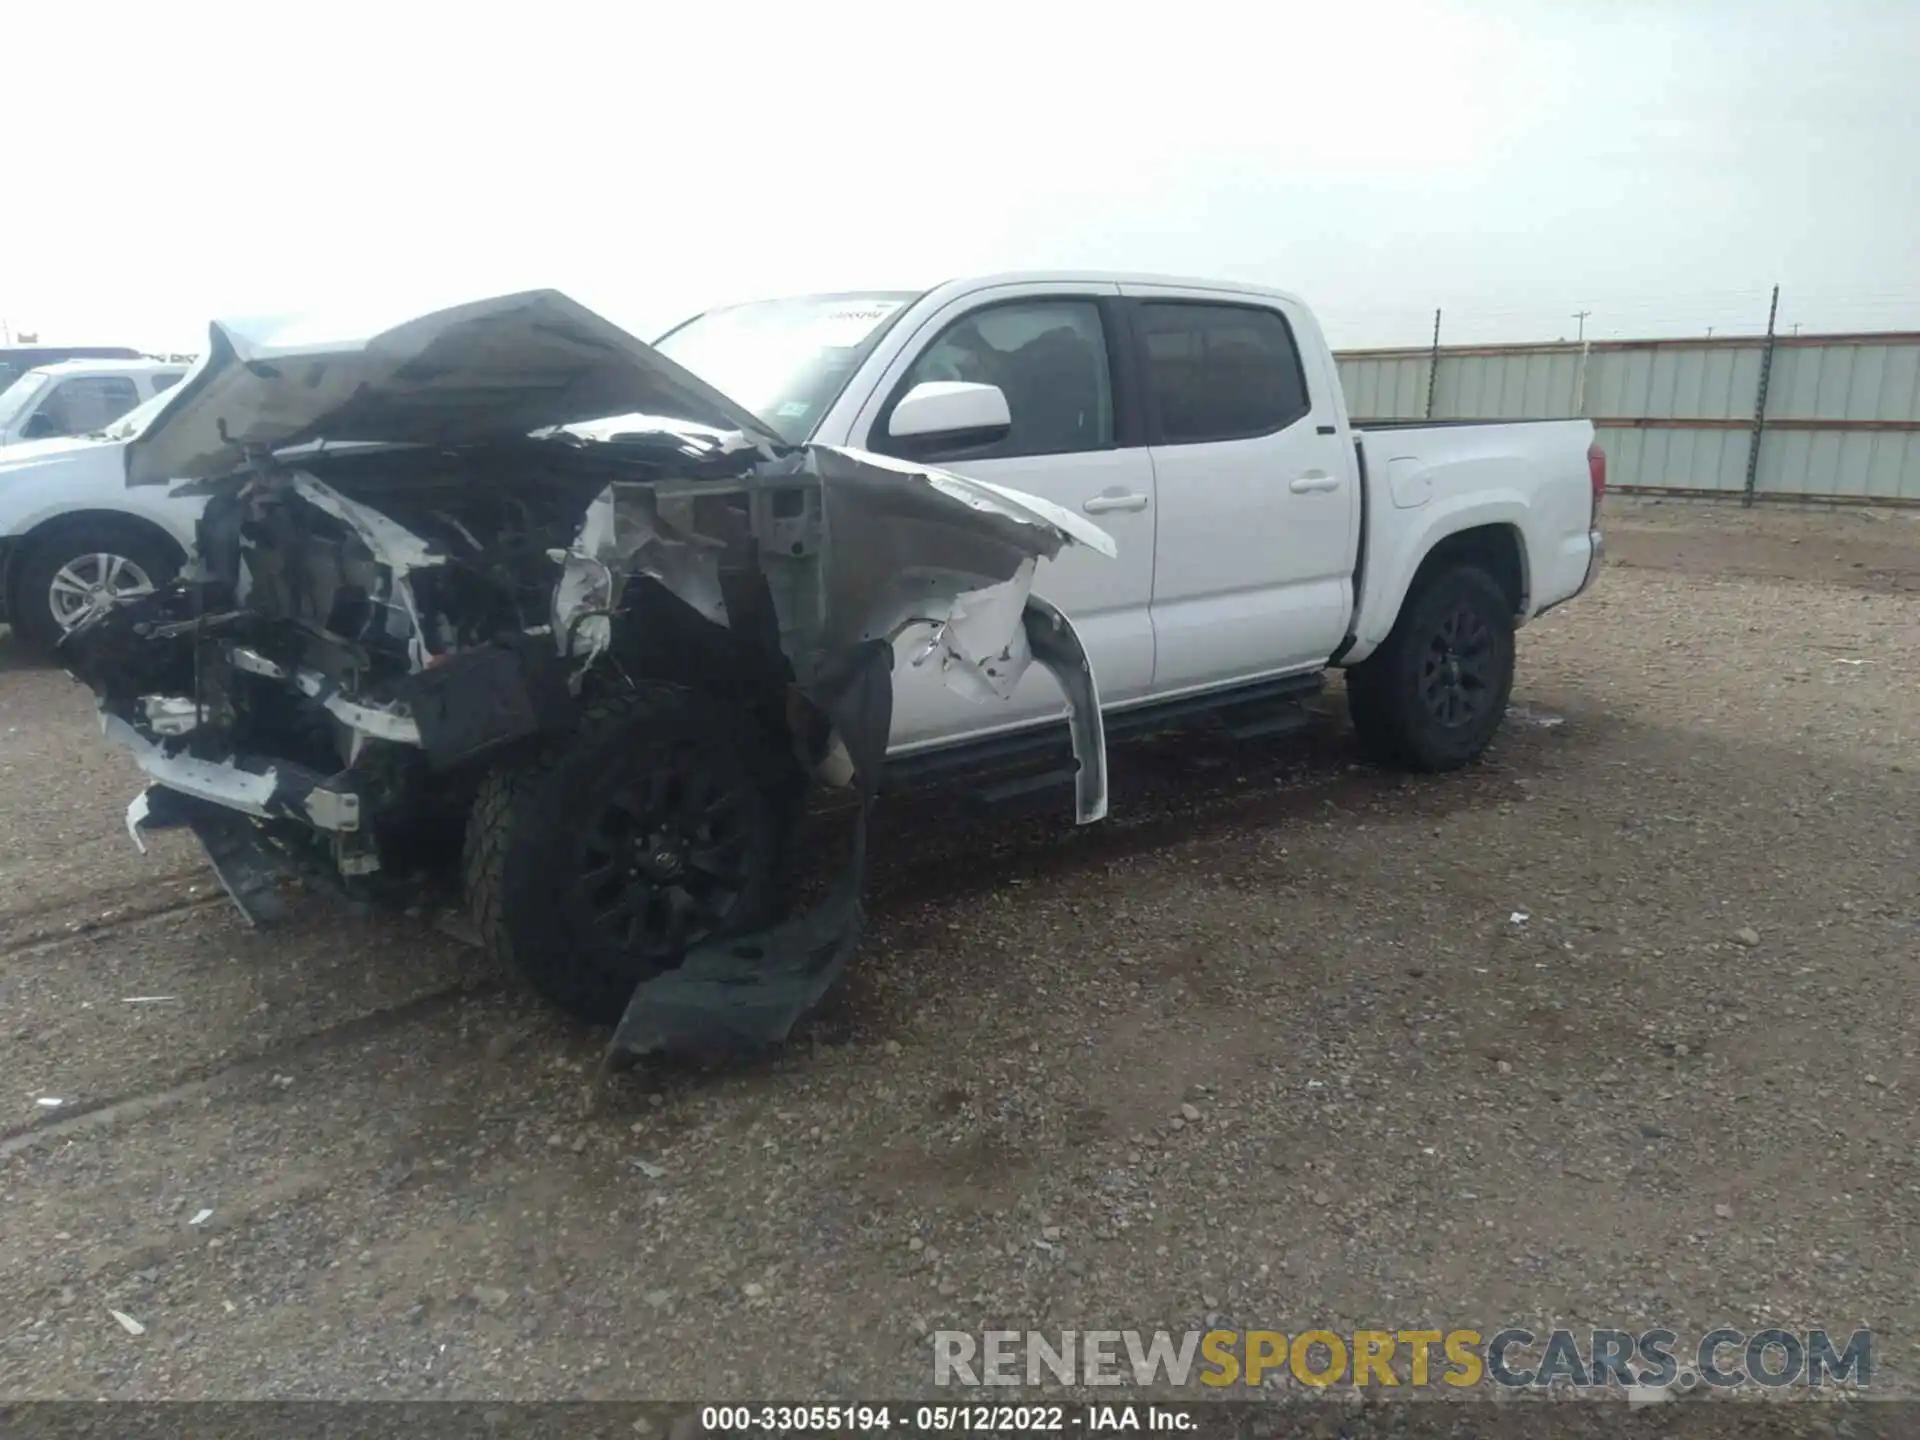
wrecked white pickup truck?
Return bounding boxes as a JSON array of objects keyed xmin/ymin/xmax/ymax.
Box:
[
  {"xmin": 62, "ymin": 291, "xmax": 1116, "ymax": 1064},
  {"xmin": 66, "ymin": 276, "xmax": 1605, "ymax": 1067}
]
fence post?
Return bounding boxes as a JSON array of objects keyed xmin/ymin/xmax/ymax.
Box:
[
  {"xmin": 1743, "ymin": 285, "xmax": 1780, "ymax": 507},
  {"xmin": 1425, "ymin": 309, "xmax": 1441, "ymax": 418}
]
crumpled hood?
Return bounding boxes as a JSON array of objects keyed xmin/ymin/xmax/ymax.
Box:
[{"xmin": 124, "ymin": 290, "xmax": 785, "ymax": 487}]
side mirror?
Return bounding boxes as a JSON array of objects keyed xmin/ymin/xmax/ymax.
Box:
[
  {"xmin": 887, "ymin": 381, "xmax": 1011, "ymax": 448},
  {"xmin": 19, "ymin": 411, "xmax": 59, "ymax": 441}
]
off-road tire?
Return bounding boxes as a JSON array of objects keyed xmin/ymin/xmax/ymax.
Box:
[
  {"xmin": 462, "ymin": 683, "xmax": 801, "ymax": 1025},
  {"xmin": 10, "ymin": 519, "xmax": 182, "ymax": 657},
  {"xmin": 1345, "ymin": 563, "xmax": 1515, "ymax": 773}
]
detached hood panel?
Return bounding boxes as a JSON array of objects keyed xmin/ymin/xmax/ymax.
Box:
[{"xmin": 125, "ymin": 290, "xmax": 783, "ymax": 486}]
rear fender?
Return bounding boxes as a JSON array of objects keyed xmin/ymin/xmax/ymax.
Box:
[{"xmin": 1347, "ymin": 491, "xmax": 1532, "ymax": 663}]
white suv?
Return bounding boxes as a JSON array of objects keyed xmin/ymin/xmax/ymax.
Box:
[
  {"xmin": 0, "ymin": 358, "xmax": 189, "ymax": 447},
  {"xmin": 0, "ymin": 384, "xmax": 206, "ymax": 655}
]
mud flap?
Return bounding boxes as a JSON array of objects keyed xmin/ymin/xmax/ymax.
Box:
[{"xmin": 604, "ymin": 639, "xmax": 894, "ymax": 1067}]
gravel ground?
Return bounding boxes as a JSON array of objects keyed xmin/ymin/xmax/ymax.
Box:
[{"xmin": 0, "ymin": 498, "xmax": 1916, "ymax": 1406}]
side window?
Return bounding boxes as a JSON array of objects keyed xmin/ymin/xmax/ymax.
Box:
[
  {"xmin": 33, "ymin": 376, "xmax": 141, "ymax": 436},
  {"xmin": 150, "ymin": 372, "xmax": 185, "ymax": 395},
  {"xmin": 1138, "ymin": 302, "xmax": 1310, "ymax": 444},
  {"xmin": 879, "ymin": 299, "xmax": 1114, "ymax": 460}
]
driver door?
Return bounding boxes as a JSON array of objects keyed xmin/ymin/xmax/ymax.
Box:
[{"xmin": 852, "ymin": 283, "xmax": 1157, "ymax": 751}]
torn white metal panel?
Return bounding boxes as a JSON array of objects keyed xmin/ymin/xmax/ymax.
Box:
[
  {"xmin": 230, "ymin": 645, "xmax": 288, "ymax": 679},
  {"xmin": 553, "ymin": 484, "xmax": 732, "ymax": 662},
  {"xmin": 125, "ymin": 790, "xmax": 153, "ymax": 853},
  {"xmin": 547, "ymin": 446, "xmax": 1117, "ymax": 738},
  {"xmin": 783, "ymin": 447, "xmax": 1115, "ymax": 687},
  {"xmin": 288, "ymin": 473, "xmax": 444, "ymax": 574},
  {"xmin": 813, "ymin": 445, "xmax": 1119, "ymax": 559},
  {"xmin": 290, "ymin": 668, "xmax": 422, "ymax": 745},
  {"xmin": 100, "ymin": 714, "xmax": 281, "ymax": 818},
  {"xmin": 1022, "ymin": 596, "xmax": 1108, "ymax": 825},
  {"xmin": 891, "ymin": 558, "xmax": 1039, "ymax": 705}
]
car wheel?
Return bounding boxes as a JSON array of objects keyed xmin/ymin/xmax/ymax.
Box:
[
  {"xmin": 463, "ymin": 683, "xmax": 801, "ymax": 1026},
  {"xmin": 1346, "ymin": 563, "xmax": 1516, "ymax": 773},
  {"xmin": 11, "ymin": 521, "xmax": 181, "ymax": 656}
]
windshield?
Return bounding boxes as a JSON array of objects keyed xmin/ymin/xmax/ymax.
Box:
[
  {"xmin": 0, "ymin": 372, "xmax": 50, "ymax": 432},
  {"xmin": 653, "ymin": 292, "xmax": 919, "ymax": 444}
]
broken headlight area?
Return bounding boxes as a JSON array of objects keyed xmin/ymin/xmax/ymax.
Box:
[{"xmin": 69, "ymin": 426, "xmax": 1111, "ymax": 1066}]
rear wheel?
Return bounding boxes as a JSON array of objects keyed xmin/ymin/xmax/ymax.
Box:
[
  {"xmin": 10, "ymin": 520, "xmax": 182, "ymax": 656},
  {"xmin": 463, "ymin": 684, "xmax": 800, "ymax": 1025},
  {"xmin": 1345, "ymin": 563, "xmax": 1515, "ymax": 772}
]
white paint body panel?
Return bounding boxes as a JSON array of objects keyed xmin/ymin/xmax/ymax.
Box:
[
  {"xmin": 793, "ymin": 271, "xmax": 1601, "ymax": 752},
  {"xmin": 0, "ymin": 434, "xmax": 205, "ymax": 553},
  {"xmin": 819, "ymin": 279, "xmax": 1160, "ymax": 751},
  {"xmin": 1117, "ymin": 280, "xmax": 1357, "ymax": 691},
  {"xmin": 1346, "ymin": 419, "xmax": 1599, "ymax": 662}
]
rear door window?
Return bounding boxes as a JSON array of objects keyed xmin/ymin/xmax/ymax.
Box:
[{"xmin": 1136, "ymin": 302, "xmax": 1311, "ymax": 444}]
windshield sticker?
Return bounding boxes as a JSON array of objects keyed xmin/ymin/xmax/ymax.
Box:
[{"xmin": 803, "ymin": 301, "xmax": 905, "ymax": 349}]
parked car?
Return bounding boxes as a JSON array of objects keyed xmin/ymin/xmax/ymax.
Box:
[
  {"xmin": 0, "ymin": 357, "xmax": 191, "ymax": 447},
  {"xmin": 0, "ymin": 345, "xmax": 143, "ymax": 390},
  {"xmin": 65, "ymin": 277, "xmax": 1603, "ymax": 1065},
  {"xmin": 0, "ymin": 386, "xmax": 205, "ymax": 653}
]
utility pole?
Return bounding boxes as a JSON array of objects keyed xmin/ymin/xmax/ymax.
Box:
[
  {"xmin": 1572, "ymin": 310, "xmax": 1593, "ymax": 417},
  {"xmin": 1743, "ymin": 284, "xmax": 1781, "ymax": 508},
  {"xmin": 1424, "ymin": 307, "xmax": 1442, "ymax": 419}
]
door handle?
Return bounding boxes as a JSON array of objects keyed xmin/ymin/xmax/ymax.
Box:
[
  {"xmin": 1290, "ymin": 471, "xmax": 1341, "ymax": 494},
  {"xmin": 1083, "ymin": 492, "xmax": 1150, "ymax": 514}
]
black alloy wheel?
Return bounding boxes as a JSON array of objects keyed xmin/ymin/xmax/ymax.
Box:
[
  {"xmin": 1345, "ymin": 562, "xmax": 1516, "ymax": 773},
  {"xmin": 1418, "ymin": 600, "xmax": 1496, "ymax": 730},
  {"xmin": 574, "ymin": 736, "xmax": 757, "ymax": 963},
  {"xmin": 464, "ymin": 684, "xmax": 801, "ymax": 1026}
]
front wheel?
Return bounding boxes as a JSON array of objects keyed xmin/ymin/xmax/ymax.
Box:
[
  {"xmin": 10, "ymin": 521, "xmax": 182, "ymax": 656},
  {"xmin": 1345, "ymin": 563, "xmax": 1516, "ymax": 772},
  {"xmin": 462, "ymin": 684, "xmax": 800, "ymax": 1026}
]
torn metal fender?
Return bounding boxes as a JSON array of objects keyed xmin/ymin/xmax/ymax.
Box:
[
  {"xmin": 605, "ymin": 639, "xmax": 893, "ymax": 1066},
  {"xmin": 1023, "ymin": 594, "xmax": 1108, "ymax": 825},
  {"xmin": 604, "ymin": 599, "xmax": 1108, "ymax": 1066}
]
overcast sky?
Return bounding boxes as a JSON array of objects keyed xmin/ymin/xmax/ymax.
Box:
[{"xmin": 6, "ymin": 0, "xmax": 1916, "ymax": 353}]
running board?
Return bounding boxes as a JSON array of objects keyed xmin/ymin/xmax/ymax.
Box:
[
  {"xmin": 1217, "ymin": 700, "xmax": 1316, "ymax": 742},
  {"xmin": 884, "ymin": 671, "xmax": 1325, "ymax": 804}
]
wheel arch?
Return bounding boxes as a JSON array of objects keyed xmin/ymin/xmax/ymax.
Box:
[
  {"xmin": 1410, "ymin": 523, "xmax": 1527, "ymax": 616},
  {"xmin": 1345, "ymin": 514, "xmax": 1530, "ymax": 666},
  {"xmin": 3, "ymin": 508, "xmax": 190, "ymax": 618}
]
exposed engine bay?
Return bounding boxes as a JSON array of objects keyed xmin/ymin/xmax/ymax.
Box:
[{"xmin": 63, "ymin": 291, "xmax": 1113, "ymax": 1064}]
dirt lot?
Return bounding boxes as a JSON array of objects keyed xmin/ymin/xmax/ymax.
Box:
[{"xmin": 1, "ymin": 499, "xmax": 1916, "ymax": 1403}]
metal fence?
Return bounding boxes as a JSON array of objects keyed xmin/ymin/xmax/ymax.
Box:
[{"xmin": 1334, "ymin": 330, "xmax": 1920, "ymax": 506}]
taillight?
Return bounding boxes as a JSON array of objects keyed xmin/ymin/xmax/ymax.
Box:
[{"xmin": 1587, "ymin": 441, "xmax": 1607, "ymax": 520}]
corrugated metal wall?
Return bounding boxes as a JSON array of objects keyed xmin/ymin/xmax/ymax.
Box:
[{"xmin": 1335, "ymin": 333, "xmax": 1920, "ymax": 505}]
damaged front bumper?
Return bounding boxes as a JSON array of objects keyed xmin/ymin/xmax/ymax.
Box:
[{"xmin": 86, "ymin": 441, "xmax": 1113, "ymax": 1067}]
